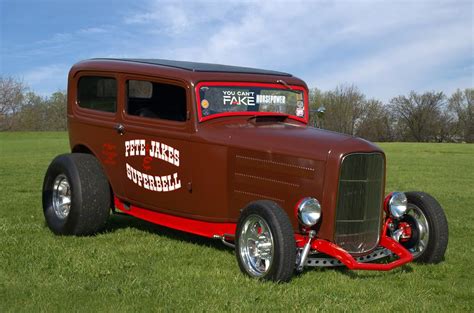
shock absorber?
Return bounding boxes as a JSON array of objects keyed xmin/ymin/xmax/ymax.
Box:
[{"xmin": 296, "ymin": 230, "xmax": 315, "ymax": 272}]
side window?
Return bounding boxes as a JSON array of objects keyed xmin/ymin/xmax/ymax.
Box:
[
  {"xmin": 127, "ymin": 80, "xmax": 187, "ymax": 122},
  {"xmin": 77, "ymin": 76, "xmax": 117, "ymax": 112}
]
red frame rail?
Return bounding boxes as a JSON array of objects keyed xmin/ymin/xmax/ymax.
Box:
[
  {"xmin": 310, "ymin": 236, "xmax": 413, "ymax": 271},
  {"xmin": 115, "ymin": 196, "xmax": 413, "ymax": 271}
]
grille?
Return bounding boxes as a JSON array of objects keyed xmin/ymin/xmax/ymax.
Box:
[{"xmin": 334, "ymin": 153, "xmax": 384, "ymax": 254}]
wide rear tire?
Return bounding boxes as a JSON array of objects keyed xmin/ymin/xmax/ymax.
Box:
[{"xmin": 42, "ymin": 153, "xmax": 110, "ymax": 235}]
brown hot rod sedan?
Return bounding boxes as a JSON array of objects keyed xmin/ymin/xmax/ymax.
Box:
[{"xmin": 42, "ymin": 59, "xmax": 448, "ymax": 282}]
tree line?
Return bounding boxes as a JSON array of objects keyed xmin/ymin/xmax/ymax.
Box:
[
  {"xmin": 309, "ymin": 84, "xmax": 472, "ymax": 143},
  {"xmin": 1, "ymin": 75, "xmax": 472, "ymax": 142},
  {"xmin": 0, "ymin": 77, "xmax": 66, "ymax": 131}
]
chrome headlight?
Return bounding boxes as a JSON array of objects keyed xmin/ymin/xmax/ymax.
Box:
[
  {"xmin": 389, "ymin": 192, "xmax": 408, "ymax": 219},
  {"xmin": 297, "ymin": 197, "xmax": 321, "ymax": 226}
]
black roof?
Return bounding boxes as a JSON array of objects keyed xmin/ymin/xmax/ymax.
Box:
[{"xmin": 93, "ymin": 58, "xmax": 292, "ymax": 77}]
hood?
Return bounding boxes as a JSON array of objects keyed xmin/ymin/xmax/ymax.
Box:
[{"xmin": 194, "ymin": 117, "xmax": 382, "ymax": 161}]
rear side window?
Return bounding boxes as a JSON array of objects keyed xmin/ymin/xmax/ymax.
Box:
[
  {"xmin": 127, "ymin": 80, "xmax": 187, "ymax": 122},
  {"xmin": 77, "ymin": 76, "xmax": 117, "ymax": 112}
]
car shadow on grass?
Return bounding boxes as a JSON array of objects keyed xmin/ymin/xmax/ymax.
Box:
[
  {"xmin": 101, "ymin": 212, "xmax": 234, "ymax": 254},
  {"xmin": 102, "ymin": 213, "xmax": 415, "ymax": 279}
]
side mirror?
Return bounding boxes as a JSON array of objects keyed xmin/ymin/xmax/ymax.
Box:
[
  {"xmin": 316, "ymin": 106, "xmax": 326, "ymax": 115},
  {"xmin": 310, "ymin": 106, "xmax": 326, "ymax": 128}
]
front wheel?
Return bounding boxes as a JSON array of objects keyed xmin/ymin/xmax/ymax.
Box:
[
  {"xmin": 235, "ymin": 201, "xmax": 296, "ymax": 282},
  {"xmin": 399, "ymin": 192, "xmax": 448, "ymax": 263}
]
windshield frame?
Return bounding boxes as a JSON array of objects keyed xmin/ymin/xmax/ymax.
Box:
[{"xmin": 195, "ymin": 81, "xmax": 309, "ymax": 124}]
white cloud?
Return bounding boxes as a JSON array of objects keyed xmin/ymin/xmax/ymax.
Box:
[
  {"xmin": 135, "ymin": 0, "xmax": 471, "ymax": 100},
  {"xmin": 125, "ymin": 2, "xmax": 190, "ymax": 34},
  {"xmin": 310, "ymin": 4, "xmax": 473, "ymax": 100},
  {"xmin": 36, "ymin": 32, "xmax": 73, "ymax": 45},
  {"xmin": 77, "ymin": 27, "xmax": 108, "ymax": 34},
  {"xmin": 12, "ymin": 0, "xmax": 472, "ymax": 99},
  {"xmin": 22, "ymin": 64, "xmax": 68, "ymax": 95},
  {"xmin": 124, "ymin": 0, "xmax": 241, "ymax": 36}
]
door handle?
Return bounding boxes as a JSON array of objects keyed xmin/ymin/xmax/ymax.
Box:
[{"xmin": 114, "ymin": 123, "xmax": 125, "ymax": 135}]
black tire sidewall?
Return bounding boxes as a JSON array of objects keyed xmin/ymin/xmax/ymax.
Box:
[
  {"xmin": 404, "ymin": 192, "xmax": 448, "ymax": 263},
  {"xmin": 43, "ymin": 154, "xmax": 83, "ymax": 235},
  {"xmin": 42, "ymin": 153, "xmax": 110, "ymax": 235}
]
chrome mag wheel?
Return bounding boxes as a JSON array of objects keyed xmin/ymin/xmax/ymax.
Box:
[
  {"xmin": 239, "ymin": 215, "xmax": 274, "ymax": 277},
  {"xmin": 52, "ymin": 174, "xmax": 72, "ymax": 219},
  {"xmin": 406, "ymin": 204, "xmax": 430, "ymax": 259}
]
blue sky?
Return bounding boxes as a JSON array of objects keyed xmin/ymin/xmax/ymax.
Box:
[{"xmin": 1, "ymin": 0, "xmax": 472, "ymax": 101}]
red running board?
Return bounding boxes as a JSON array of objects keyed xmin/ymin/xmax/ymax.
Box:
[{"xmin": 114, "ymin": 197, "xmax": 236, "ymax": 238}]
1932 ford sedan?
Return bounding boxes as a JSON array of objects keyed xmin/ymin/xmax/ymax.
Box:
[{"xmin": 42, "ymin": 59, "xmax": 448, "ymax": 282}]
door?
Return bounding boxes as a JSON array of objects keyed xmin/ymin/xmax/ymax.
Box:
[
  {"xmin": 70, "ymin": 72, "xmax": 126, "ymax": 198},
  {"xmin": 118, "ymin": 76, "xmax": 194, "ymax": 216}
]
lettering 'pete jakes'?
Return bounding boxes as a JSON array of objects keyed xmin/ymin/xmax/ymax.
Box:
[{"xmin": 125, "ymin": 139, "xmax": 180, "ymax": 167}]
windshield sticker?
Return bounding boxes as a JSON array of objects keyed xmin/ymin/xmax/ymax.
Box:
[
  {"xmin": 197, "ymin": 84, "xmax": 307, "ymax": 122},
  {"xmin": 124, "ymin": 139, "xmax": 181, "ymax": 192},
  {"xmin": 201, "ymin": 99, "xmax": 209, "ymax": 109},
  {"xmin": 222, "ymin": 90, "xmax": 256, "ymax": 106},
  {"xmin": 256, "ymin": 94, "xmax": 286, "ymax": 104},
  {"xmin": 296, "ymin": 108, "xmax": 304, "ymax": 117}
]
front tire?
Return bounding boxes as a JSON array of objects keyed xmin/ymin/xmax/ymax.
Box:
[
  {"xmin": 401, "ymin": 192, "xmax": 448, "ymax": 263},
  {"xmin": 42, "ymin": 153, "xmax": 111, "ymax": 235},
  {"xmin": 235, "ymin": 201, "xmax": 296, "ymax": 282}
]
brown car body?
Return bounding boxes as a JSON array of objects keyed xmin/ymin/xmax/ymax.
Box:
[
  {"xmin": 67, "ymin": 58, "xmax": 382, "ymax": 243},
  {"xmin": 41, "ymin": 58, "xmax": 447, "ymax": 281}
]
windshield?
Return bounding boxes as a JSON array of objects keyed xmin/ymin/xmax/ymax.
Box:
[{"xmin": 196, "ymin": 82, "xmax": 308, "ymax": 122}]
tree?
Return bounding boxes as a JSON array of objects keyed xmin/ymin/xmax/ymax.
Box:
[
  {"xmin": 0, "ymin": 76, "xmax": 26, "ymax": 130},
  {"xmin": 47, "ymin": 91, "xmax": 67, "ymax": 130},
  {"xmin": 449, "ymin": 88, "xmax": 474, "ymax": 143},
  {"xmin": 389, "ymin": 91, "xmax": 446, "ymax": 142},
  {"xmin": 13, "ymin": 92, "xmax": 46, "ymax": 131},
  {"xmin": 13, "ymin": 90, "xmax": 67, "ymax": 131},
  {"xmin": 356, "ymin": 99, "xmax": 393, "ymax": 142},
  {"xmin": 317, "ymin": 84, "xmax": 365, "ymax": 135}
]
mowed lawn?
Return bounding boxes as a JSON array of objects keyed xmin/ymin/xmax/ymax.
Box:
[{"xmin": 1, "ymin": 132, "xmax": 473, "ymax": 312}]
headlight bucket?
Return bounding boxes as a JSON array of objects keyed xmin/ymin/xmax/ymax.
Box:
[
  {"xmin": 297, "ymin": 197, "xmax": 321, "ymax": 227},
  {"xmin": 389, "ymin": 192, "xmax": 408, "ymax": 219}
]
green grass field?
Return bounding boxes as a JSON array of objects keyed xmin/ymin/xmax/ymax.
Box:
[{"xmin": 1, "ymin": 132, "xmax": 473, "ymax": 312}]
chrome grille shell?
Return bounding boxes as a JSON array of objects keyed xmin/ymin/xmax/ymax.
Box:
[{"xmin": 334, "ymin": 153, "xmax": 385, "ymax": 254}]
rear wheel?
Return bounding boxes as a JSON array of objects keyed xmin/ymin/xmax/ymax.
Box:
[
  {"xmin": 400, "ymin": 192, "xmax": 448, "ymax": 263},
  {"xmin": 235, "ymin": 201, "xmax": 296, "ymax": 282},
  {"xmin": 42, "ymin": 153, "xmax": 111, "ymax": 235}
]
